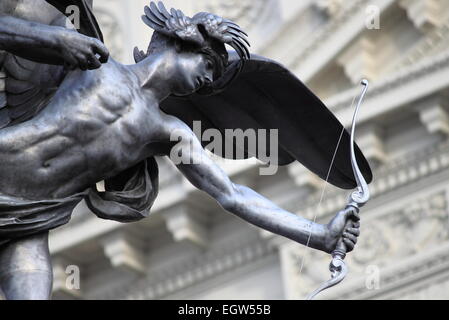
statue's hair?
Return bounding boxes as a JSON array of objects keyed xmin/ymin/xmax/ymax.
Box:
[
  {"xmin": 134, "ymin": 1, "xmax": 250, "ymax": 95},
  {"xmin": 137, "ymin": 30, "xmax": 228, "ymax": 80}
]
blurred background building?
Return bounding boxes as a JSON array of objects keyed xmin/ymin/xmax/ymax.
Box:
[{"xmin": 50, "ymin": 0, "xmax": 449, "ymax": 300}]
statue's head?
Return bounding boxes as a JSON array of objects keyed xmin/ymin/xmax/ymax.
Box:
[{"xmin": 134, "ymin": 1, "xmax": 250, "ymax": 96}]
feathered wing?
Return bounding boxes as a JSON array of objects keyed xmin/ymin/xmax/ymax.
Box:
[
  {"xmin": 1, "ymin": 52, "xmax": 70, "ymax": 128},
  {"xmin": 160, "ymin": 53, "xmax": 373, "ymax": 190},
  {"xmin": 141, "ymin": 2, "xmax": 205, "ymax": 46}
]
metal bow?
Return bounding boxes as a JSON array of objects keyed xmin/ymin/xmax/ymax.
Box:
[{"xmin": 306, "ymin": 79, "xmax": 371, "ymax": 300}]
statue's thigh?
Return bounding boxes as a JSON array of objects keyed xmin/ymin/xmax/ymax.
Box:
[{"xmin": 0, "ymin": 232, "xmax": 53, "ymax": 300}]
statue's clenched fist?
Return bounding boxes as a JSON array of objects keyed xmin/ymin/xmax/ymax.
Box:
[
  {"xmin": 54, "ymin": 29, "xmax": 109, "ymax": 70},
  {"xmin": 0, "ymin": 11, "xmax": 109, "ymax": 70},
  {"xmin": 324, "ymin": 206, "xmax": 360, "ymax": 254}
]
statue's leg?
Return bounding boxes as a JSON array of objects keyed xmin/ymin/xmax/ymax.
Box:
[{"xmin": 0, "ymin": 232, "xmax": 53, "ymax": 300}]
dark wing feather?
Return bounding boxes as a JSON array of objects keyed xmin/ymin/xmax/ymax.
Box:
[
  {"xmin": 157, "ymin": 2, "xmax": 172, "ymax": 19},
  {"xmin": 192, "ymin": 12, "xmax": 250, "ymax": 63},
  {"xmin": 141, "ymin": 2, "xmax": 204, "ymax": 46},
  {"xmin": 228, "ymin": 29, "xmax": 250, "ymax": 46},
  {"xmin": 149, "ymin": 2, "xmax": 168, "ymax": 23},
  {"xmin": 144, "ymin": 6, "xmax": 165, "ymax": 27},
  {"xmin": 160, "ymin": 53, "xmax": 373, "ymax": 190},
  {"xmin": 0, "ymin": 54, "xmax": 64, "ymax": 128}
]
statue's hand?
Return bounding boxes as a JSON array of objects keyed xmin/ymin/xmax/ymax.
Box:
[
  {"xmin": 53, "ymin": 28, "xmax": 110, "ymax": 70},
  {"xmin": 324, "ymin": 207, "xmax": 360, "ymax": 254}
]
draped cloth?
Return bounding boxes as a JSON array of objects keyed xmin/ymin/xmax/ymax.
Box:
[
  {"xmin": 85, "ymin": 158, "xmax": 159, "ymax": 223},
  {"xmin": 0, "ymin": 158, "xmax": 159, "ymax": 246}
]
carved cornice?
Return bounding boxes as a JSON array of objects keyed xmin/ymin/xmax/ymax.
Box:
[
  {"xmin": 327, "ymin": 49, "xmax": 449, "ymax": 113},
  {"xmin": 100, "ymin": 239, "xmax": 275, "ymax": 299},
  {"xmin": 287, "ymin": 0, "xmax": 364, "ymax": 70},
  {"xmin": 396, "ymin": 21, "xmax": 449, "ymax": 70},
  {"xmin": 298, "ymin": 140, "xmax": 449, "ymax": 219},
  {"xmin": 314, "ymin": 0, "xmax": 344, "ymax": 17},
  {"xmin": 399, "ymin": 0, "xmax": 449, "ymax": 32}
]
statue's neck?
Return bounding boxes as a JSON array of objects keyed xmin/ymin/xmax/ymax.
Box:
[{"xmin": 129, "ymin": 53, "xmax": 174, "ymax": 102}]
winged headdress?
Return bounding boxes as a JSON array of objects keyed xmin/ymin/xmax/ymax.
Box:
[{"xmin": 133, "ymin": 1, "xmax": 250, "ymax": 94}]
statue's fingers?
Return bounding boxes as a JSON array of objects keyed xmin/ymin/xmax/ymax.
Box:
[
  {"xmin": 345, "ymin": 227, "xmax": 360, "ymax": 237},
  {"xmin": 87, "ymin": 55, "xmax": 102, "ymax": 70},
  {"xmin": 343, "ymin": 232, "xmax": 358, "ymax": 244},
  {"xmin": 91, "ymin": 40, "xmax": 110, "ymax": 63},
  {"xmin": 76, "ymin": 54, "xmax": 89, "ymax": 71},
  {"xmin": 63, "ymin": 53, "xmax": 78, "ymax": 70},
  {"xmin": 352, "ymin": 221, "xmax": 360, "ymax": 229},
  {"xmin": 341, "ymin": 209, "xmax": 350, "ymax": 221},
  {"xmin": 343, "ymin": 239, "xmax": 355, "ymax": 252},
  {"xmin": 347, "ymin": 207, "xmax": 360, "ymax": 222}
]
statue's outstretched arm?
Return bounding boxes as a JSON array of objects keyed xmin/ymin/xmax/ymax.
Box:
[
  {"xmin": 167, "ymin": 121, "xmax": 360, "ymax": 254},
  {"xmin": 0, "ymin": 15, "xmax": 109, "ymax": 70}
]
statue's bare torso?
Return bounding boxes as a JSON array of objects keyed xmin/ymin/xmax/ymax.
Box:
[
  {"xmin": 0, "ymin": 61, "xmax": 167, "ymax": 200},
  {"xmin": 0, "ymin": 1, "xmax": 140, "ymax": 200}
]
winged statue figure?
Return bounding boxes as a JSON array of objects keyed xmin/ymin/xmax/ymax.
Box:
[{"xmin": 0, "ymin": 0, "xmax": 372, "ymax": 300}]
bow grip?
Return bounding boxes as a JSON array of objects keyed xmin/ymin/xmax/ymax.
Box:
[
  {"xmin": 329, "ymin": 218, "xmax": 351, "ymax": 277},
  {"xmin": 331, "ymin": 221, "xmax": 350, "ymax": 261}
]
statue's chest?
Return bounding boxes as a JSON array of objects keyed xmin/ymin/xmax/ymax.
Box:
[{"xmin": 62, "ymin": 87, "xmax": 146, "ymax": 148}]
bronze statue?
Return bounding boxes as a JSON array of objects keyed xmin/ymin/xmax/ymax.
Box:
[{"xmin": 0, "ymin": 1, "xmax": 372, "ymax": 300}]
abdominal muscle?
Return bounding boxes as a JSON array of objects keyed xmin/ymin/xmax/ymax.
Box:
[
  {"xmin": 0, "ymin": 119, "xmax": 98, "ymax": 199},
  {"xmin": 0, "ymin": 117, "xmax": 150, "ymax": 200},
  {"xmin": 0, "ymin": 72, "xmax": 151, "ymax": 200}
]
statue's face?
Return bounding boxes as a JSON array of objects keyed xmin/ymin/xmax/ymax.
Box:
[{"xmin": 171, "ymin": 51, "xmax": 216, "ymax": 96}]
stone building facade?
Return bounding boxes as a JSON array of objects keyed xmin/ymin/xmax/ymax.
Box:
[{"xmin": 50, "ymin": 0, "xmax": 449, "ymax": 300}]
